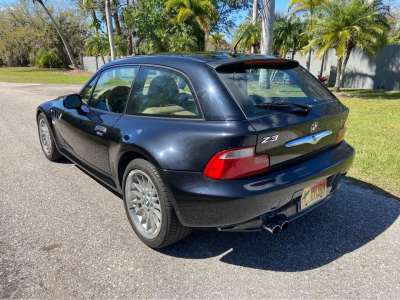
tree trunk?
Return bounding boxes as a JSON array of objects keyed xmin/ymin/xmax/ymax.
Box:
[
  {"xmin": 251, "ymin": 0, "xmax": 258, "ymax": 54},
  {"xmin": 291, "ymin": 50, "xmax": 295, "ymax": 60},
  {"xmin": 260, "ymin": 0, "xmax": 275, "ymax": 55},
  {"xmin": 91, "ymin": 10, "xmax": 98, "ymax": 34},
  {"xmin": 339, "ymin": 48, "xmax": 352, "ymax": 88},
  {"xmin": 105, "ymin": 0, "xmax": 116, "ymax": 61},
  {"xmin": 334, "ymin": 56, "xmax": 343, "ymax": 93},
  {"xmin": 112, "ymin": 9, "xmax": 122, "ymax": 35},
  {"xmin": 320, "ymin": 52, "xmax": 326, "ymax": 76},
  {"xmin": 259, "ymin": 0, "xmax": 274, "ymax": 88},
  {"xmin": 306, "ymin": 49, "xmax": 311, "ymax": 71},
  {"xmin": 38, "ymin": 1, "xmax": 79, "ymax": 70},
  {"xmin": 128, "ymin": 34, "xmax": 133, "ymax": 55},
  {"xmin": 199, "ymin": 31, "xmax": 206, "ymax": 51}
]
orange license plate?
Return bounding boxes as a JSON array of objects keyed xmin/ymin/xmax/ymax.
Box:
[{"xmin": 300, "ymin": 179, "xmax": 327, "ymax": 210}]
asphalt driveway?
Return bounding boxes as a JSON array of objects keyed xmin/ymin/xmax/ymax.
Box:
[{"xmin": 0, "ymin": 82, "xmax": 399, "ymax": 299}]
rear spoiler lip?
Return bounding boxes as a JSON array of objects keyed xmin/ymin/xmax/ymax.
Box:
[{"xmin": 206, "ymin": 55, "xmax": 299, "ymax": 69}]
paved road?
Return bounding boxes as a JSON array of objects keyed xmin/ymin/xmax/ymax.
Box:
[{"xmin": 0, "ymin": 82, "xmax": 399, "ymax": 299}]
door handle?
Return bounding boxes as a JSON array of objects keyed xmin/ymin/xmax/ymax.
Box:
[{"xmin": 95, "ymin": 125, "xmax": 107, "ymax": 134}]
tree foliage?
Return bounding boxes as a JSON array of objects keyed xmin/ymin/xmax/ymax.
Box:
[
  {"xmin": 208, "ymin": 32, "xmax": 227, "ymax": 50},
  {"xmin": 0, "ymin": 0, "xmax": 89, "ymax": 67},
  {"xmin": 35, "ymin": 48, "xmax": 62, "ymax": 68},
  {"xmin": 305, "ymin": 0, "xmax": 390, "ymax": 91},
  {"xmin": 273, "ymin": 19, "xmax": 306, "ymax": 57}
]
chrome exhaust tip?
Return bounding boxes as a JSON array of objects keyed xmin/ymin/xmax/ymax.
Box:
[
  {"xmin": 262, "ymin": 222, "xmax": 281, "ymax": 234},
  {"xmin": 277, "ymin": 216, "xmax": 289, "ymax": 231}
]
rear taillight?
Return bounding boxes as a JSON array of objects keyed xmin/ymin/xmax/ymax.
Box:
[
  {"xmin": 204, "ymin": 146, "xmax": 270, "ymax": 180},
  {"xmin": 335, "ymin": 120, "xmax": 347, "ymax": 145}
]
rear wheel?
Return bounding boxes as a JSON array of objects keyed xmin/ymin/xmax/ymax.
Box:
[
  {"xmin": 122, "ymin": 159, "xmax": 191, "ymax": 248},
  {"xmin": 37, "ymin": 113, "xmax": 62, "ymax": 161}
]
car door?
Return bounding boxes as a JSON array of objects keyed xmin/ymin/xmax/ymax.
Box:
[{"xmin": 61, "ymin": 66, "xmax": 139, "ymax": 174}]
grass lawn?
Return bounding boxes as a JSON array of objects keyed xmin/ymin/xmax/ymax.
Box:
[
  {"xmin": 337, "ymin": 89, "xmax": 400, "ymax": 197},
  {"xmin": 0, "ymin": 67, "xmax": 92, "ymax": 85}
]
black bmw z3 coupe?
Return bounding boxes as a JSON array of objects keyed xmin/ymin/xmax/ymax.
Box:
[{"xmin": 36, "ymin": 53, "xmax": 355, "ymax": 248}]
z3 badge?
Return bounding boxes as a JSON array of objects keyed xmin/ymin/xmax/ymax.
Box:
[{"xmin": 261, "ymin": 135, "xmax": 279, "ymax": 144}]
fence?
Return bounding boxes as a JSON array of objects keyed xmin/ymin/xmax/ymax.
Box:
[
  {"xmin": 81, "ymin": 45, "xmax": 400, "ymax": 90},
  {"xmin": 289, "ymin": 45, "xmax": 400, "ymax": 90}
]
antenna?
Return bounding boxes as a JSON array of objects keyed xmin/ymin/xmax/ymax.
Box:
[{"xmin": 231, "ymin": 0, "xmax": 271, "ymax": 57}]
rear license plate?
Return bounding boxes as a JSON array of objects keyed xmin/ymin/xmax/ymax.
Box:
[{"xmin": 300, "ymin": 179, "xmax": 327, "ymax": 210}]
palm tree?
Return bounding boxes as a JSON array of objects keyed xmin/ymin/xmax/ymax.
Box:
[
  {"xmin": 251, "ymin": 0, "xmax": 259, "ymax": 53},
  {"xmin": 260, "ymin": 0, "xmax": 275, "ymax": 89},
  {"xmin": 169, "ymin": 32, "xmax": 198, "ymax": 51},
  {"xmin": 208, "ymin": 33, "xmax": 226, "ymax": 50},
  {"xmin": 287, "ymin": 0, "xmax": 324, "ymax": 70},
  {"xmin": 85, "ymin": 33, "xmax": 128, "ymax": 59},
  {"xmin": 105, "ymin": 0, "xmax": 116, "ymax": 60},
  {"xmin": 260, "ymin": 0, "xmax": 275, "ymax": 55},
  {"xmin": 234, "ymin": 20, "xmax": 262, "ymax": 52},
  {"xmin": 166, "ymin": 0, "xmax": 218, "ymax": 50},
  {"xmin": 287, "ymin": 0, "xmax": 324, "ymax": 22},
  {"xmin": 80, "ymin": 0, "xmax": 101, "ymax": 34},
  {"xmin": 84, "ymin": 33, "xmax": 108, "ymax": 64},
  {"xmin": 273, "ymin": 20, "xmax": 306, "ymax": 58},
  {"xmin": 306, "ymin": 0, "xmax": 389, "ymax": 92},
  {"xmin": 29, "ymin": 0, "xmax": 79, "ymax": 70}
]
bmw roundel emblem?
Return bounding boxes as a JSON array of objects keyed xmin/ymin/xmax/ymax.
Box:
[{"xmin": 311, "ymin": 122, "xmax": 318, "ymax": 132}]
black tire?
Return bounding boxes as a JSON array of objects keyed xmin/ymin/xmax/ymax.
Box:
[
  {"xmin": 122, "ymin": 159, "xmax": 191, "ymax": 248},
  {"xmin": 37, "ymin": 112, "xmax": 62, "ymax": 162}
]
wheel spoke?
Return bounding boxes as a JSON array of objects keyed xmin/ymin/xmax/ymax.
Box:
[
  {"xmin": 153, "ymin": 203, "xmax": 161, "ymax": 210},
  {"xmin": 154, "ymin": 215, "xmax": 160, "ymax": 228},
  {"xmin": 137, "ymin": 176, "xmax": 145, "ymax": 191},
  {"xmin": 133, "ymin": 182, "xmax": 142, "ymax": 193},
  {"xmin": 154, "ymin": 209, "xmax": 161, "ymax": 221},
  {"xmin": 150, "ymin": 214, "xmax": 156, "ymax": 230},
  {"xmin": 131, "ymin": 190, "xmax": 142, "ymax": 198}
]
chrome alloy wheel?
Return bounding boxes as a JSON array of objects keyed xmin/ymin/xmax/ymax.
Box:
[
  {"xmin": 39, "ymin": 119, "xmax": 52, "ymax": 156},
  {"xmin": 125, "ymin": 170, "xmax": 162, "ymax": 239}
]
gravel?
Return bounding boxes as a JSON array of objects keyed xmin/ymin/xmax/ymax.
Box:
[{"xmin": 0, "ymin": 82, "xmax": 399, "ymax": 299}]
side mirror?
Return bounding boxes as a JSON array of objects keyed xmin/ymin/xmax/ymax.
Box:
[{"xmin": 63, "ymin": 94, "xmax": 82, "ymax": 109}]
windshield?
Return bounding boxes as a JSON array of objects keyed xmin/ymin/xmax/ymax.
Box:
[{"xmin": 216, "ymin": 64, "xmax": 338, "ymax": 118}]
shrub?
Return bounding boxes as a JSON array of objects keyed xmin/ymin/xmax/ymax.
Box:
[{"xmin": 35, "ymin": 49, "xmax": 62, "ymax": 69}]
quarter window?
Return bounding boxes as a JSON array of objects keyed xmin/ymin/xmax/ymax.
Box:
[
  {"xmin": 89, "ymin": 66, "xmax": 138, "ymax": 113},
  {"xmin": 125, "ymin": 67, "xmax": 201, "ymax": 118}
]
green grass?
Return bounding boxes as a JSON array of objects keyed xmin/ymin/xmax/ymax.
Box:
[
  {"xmin": 0, "ymin": 67, "xmax": 92, "ymax": 84},
  {"xmin": 338, "ymin": 90, "xmax": 400, "ymax": 197}
]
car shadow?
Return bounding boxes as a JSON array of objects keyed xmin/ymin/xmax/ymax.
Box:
[{"xmin": 159, "ymin": 179, "xmax": 400, "ymax": 272}]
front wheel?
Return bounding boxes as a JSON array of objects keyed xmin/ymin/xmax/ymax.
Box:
[
  {"xmin": 37, "ymin": 112, "xmax": 62, "ymax": 161},
  {"xmin": 122, "ymin": 159, "xmax": 191, "ymax": 248}
]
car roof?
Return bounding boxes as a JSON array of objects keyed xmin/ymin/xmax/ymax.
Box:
[{"xmin": 101, "ymin": 52, "xmax": 287, "ymax": 70}]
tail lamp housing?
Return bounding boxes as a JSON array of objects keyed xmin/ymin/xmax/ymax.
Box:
[
  {"xmin": 335, "ymin": 120, "xmax": 347, "ymax": 145},
  {"xmin": 204, "ymin": 146, "xmax": 270, "ymax": 180}
]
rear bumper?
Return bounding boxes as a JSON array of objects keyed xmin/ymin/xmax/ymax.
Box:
[{"xmin": 163, "ymin": 141, "xmax": 355, "ymax": 228}]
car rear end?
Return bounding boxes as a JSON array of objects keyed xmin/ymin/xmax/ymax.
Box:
[{"xmin": 164, "ymin": 56, "xmax": 355, "ymax": 233}]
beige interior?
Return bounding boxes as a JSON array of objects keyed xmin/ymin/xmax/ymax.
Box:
[{"xmin": 142, "ymin": 105, "xmax": 196, "ymax": 116}]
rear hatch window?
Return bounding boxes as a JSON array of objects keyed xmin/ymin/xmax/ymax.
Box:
[
  {"xmin": 216, "ymin": 61, "xmax": 338, "ymax": 119},
  {"xmin": 215, "ymin": 60, "xmax": 348, "ymax": 170}
]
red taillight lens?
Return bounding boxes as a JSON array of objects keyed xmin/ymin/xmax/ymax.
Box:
[
  {"xmin": 335, "ymin": 120, "xmax": 347, "ymax": 145},
  {"xmin": 204, "ymin": 146, "xmax": 270, "ymax": 180}
]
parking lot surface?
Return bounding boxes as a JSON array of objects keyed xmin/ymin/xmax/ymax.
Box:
[{"xmin": 0, "ymin": 82, "xmax": 399, "ymax": 299}]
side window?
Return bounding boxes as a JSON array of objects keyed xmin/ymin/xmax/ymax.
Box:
[
  {"xmin": 125, "ymin": 67, "xmax": 201, "ymax": 118},
  {"xmin": 89, "ymin": 66, "xmax": 138, "ymax": 113},
  {"xmin": 80, "ymin": 75, "xmax": 98, "ymax": 105}
]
